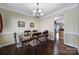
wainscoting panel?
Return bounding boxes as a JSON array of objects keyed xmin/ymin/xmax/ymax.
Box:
[{"xmin": 64, "ymin": 32, "xmax": 79, "ymax": 53}]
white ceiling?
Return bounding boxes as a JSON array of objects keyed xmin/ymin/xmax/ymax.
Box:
[{"xmin": 0, "ymin": 3, "xmax": 76, "ymax": 17}]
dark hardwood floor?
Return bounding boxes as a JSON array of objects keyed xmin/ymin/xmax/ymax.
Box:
[
  {"xmin": 58, "ymin": 43, "xmax": 78, "ymax": 55},
  {"xmin": 0, "ymin": 40, "xmax": 54, "ymax": 55},
  {"xmin": 0, "ymin": 39, "xmax": 78, "ymax": 55}
]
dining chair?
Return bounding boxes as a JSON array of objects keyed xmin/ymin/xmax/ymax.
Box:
[
  {"xmin": 14, "ymin": 32, "xmax": 28, "ymax": 54},
  {"xmin": 14, "ymin": 32, "xmax": 29, "ymax": 54},
  {"xmin": 24, "ymin": 30, "xmax": 31, "ymax": 36},
  {"xmin": 43, "ymin": 30, "xmax": 48, "ymax": 40},
  {"xmin": 20, "ymin": 31, "xmax": 33, "ymax": 54},
  {"xmin": 32, "ymin": 32, "xmax": 42, "ymax": 45},
  {"xmin": 14, "ymin": 32, "xmax": 22, "ymax": 54},
  {"xmin": 32, "ymin": 30, "xmax": 38, "ymax": 32},
  {"xmin": 32, "ymin": 32, "xmax": 42, "ymax": 54}
]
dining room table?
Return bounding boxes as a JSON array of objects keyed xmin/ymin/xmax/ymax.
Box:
[{"xmin": 20, "ymin": 32, "xmax": 45, "ymax": 54}]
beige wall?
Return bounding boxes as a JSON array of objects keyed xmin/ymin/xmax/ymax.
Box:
[{"xmin": 0, "ymin": 8, "xmax": 40, "ymax": 47}]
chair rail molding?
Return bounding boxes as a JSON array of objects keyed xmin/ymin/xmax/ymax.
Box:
[{"xmin": 65, "ymin": 32, "xmax": 79, "ymax": 36}]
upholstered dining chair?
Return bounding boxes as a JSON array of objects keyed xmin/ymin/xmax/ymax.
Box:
[
  {"xmin": 43, "ymin": 30, "xmax": 48, "ymax": 40},
  {"xmin": 14, "ymin": 32, "xmax": 32, "ymax": 54},
  {"xmin": 14, "ymin": 32, "xmax": 22, "ymax": 54},
  {"xmin": 14, "ymin": 32, "xmax": 22, "ymax": 47},
  {"xmin": 32, "ymin": 30, "xmax": 38, "ymax": 32},
  {"xmin": 24, "ymin": 30, "xmax": 31, "ymax": 36},
  {"xmin": 32, "ymin": 32, "xmax": 42, "ymax": 46}
]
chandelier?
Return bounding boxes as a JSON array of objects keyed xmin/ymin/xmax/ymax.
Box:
[{"xmin": 33, "ymin": 3, "xmax": 44, "ymax": 17}]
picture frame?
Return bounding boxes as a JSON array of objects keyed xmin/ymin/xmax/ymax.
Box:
[
  {"xmin": 30, "ymin": 23, "xmax": 34, "ymax": 28},
  {"xmin": 18, "ymin": 21, "xmax": 25, "ymax": 27}
]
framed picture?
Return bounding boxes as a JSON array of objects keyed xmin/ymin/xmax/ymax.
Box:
[
  {"xmin": 30, "ymin": 23, "xmax": 34, "ymax": 28},
  {"xmin": 18, "ymin": 21, "xmax": 25, "ymax": 27}
]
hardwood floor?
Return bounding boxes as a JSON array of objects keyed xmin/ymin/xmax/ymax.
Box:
[
  {"xmin": 0, "ymin": 40, "xmax": 54, "ymax": 55},
  {"xmin": 58, "ymin": 43, "xmax": 78, "ymax": 55},
  {"xmin": 0, "ymin": 39, "xmax": 78, "ymax": 55}
]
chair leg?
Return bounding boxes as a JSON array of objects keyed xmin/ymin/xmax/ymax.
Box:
[{"xmin": 22, "ymin": 43, "xmax": 24, "ymax": 54}]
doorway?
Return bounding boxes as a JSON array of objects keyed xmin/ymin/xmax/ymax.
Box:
[
  {"xmin": 54, "ymin": 15, "xmax": 64, "ymax": 54},
  {"xmin": 54, "ymin": 15, "xmax": 64, "ymax": 42}
]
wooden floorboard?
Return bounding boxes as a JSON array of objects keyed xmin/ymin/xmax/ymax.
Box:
[
  {"xmin": 0, "ymin": 40, "xmax": 54, "ymax": 55},
  {"xmin": 0, "ymin": 40, "xmax": 78, "ymax": 55}
]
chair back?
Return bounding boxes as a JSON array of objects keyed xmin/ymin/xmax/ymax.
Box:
[
  {"xmin": 32, "ymin": 30, "xmax": 38, "ymax": 32},
  {"xmin": 43, "ymin": 30, "xmax": 48, "ymax": 37},
  {"xmin": 14, "ymin": 33, "xmax": 17, "ymax": 47},
  {"xmin": 32, "ymin": 32, "xmax": 41, "ymax": 37},
  {"xmin": 43, "ymin": 30, "xmax": 49, "ymax": 40},
  {"xmin": 14, "ymin": 32, "xmax": 22, "ymax": 48},
  {"xmin": 24, "ymin": 30, "xmax": 31, "ymax": 36}
]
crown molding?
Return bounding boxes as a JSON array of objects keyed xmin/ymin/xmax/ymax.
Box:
[
  {"xmin": 40, "ymin": 4, "xmax": 78, "ymax": 20},
  {"xmin": 0, "ymin": 4, "xmax": 78, "ymax": 19},
  {"xmin": 0, "ymin": 6, "xmax": 31, "ymax": 16}
]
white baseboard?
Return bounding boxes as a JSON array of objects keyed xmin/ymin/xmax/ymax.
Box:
[
  {"xmin": 0, "ymin": 43, "xmax": 15, "ymax": 48},
  {"xmin": 64, "ymin": 43, "xmax": 77, "ymax": 47},
  {"xmin": 64, "ymin": 43, "xmax": 79, "ymax": 53}
]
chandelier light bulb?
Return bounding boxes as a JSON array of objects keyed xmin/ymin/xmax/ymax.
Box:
[
  {"xmin": 33, "ymin": 10, "xmax": 37, "ymax": 13},
  {"xmin": 41, "ymin": 13, "xmax": 44, "ymax": 16},
  {"xmin": 33, "ymin": 3, "xmax": 44, "ymax": 17},
  {"xmin": 38, "ymin": 9, "xmax": 42, "ymax": 13}
]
